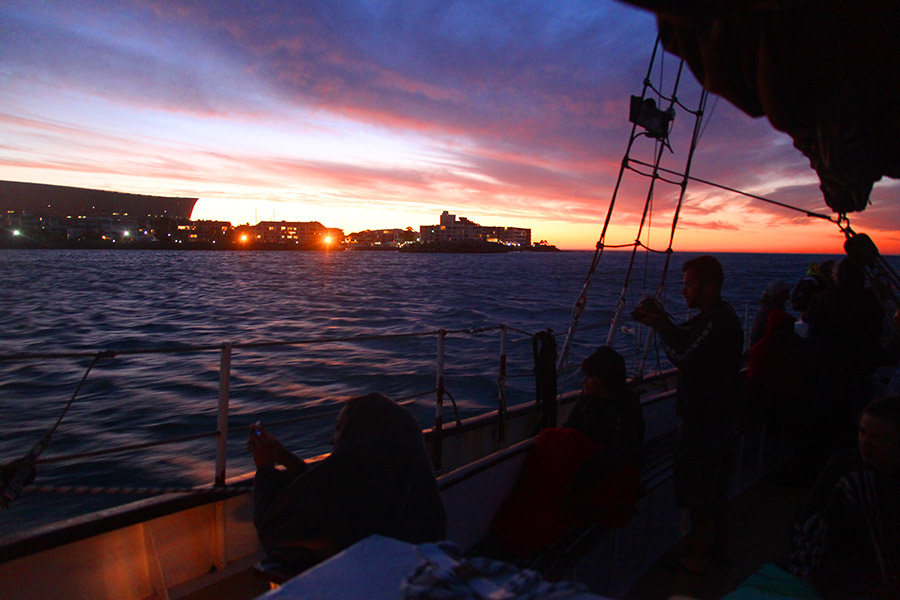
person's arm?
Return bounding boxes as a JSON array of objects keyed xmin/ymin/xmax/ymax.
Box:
[
  {"xmin": 248, "ymin": 424, "xmax": 309, "ymax": 477},
  {"xmin": 656, "ymin": 307, "xmax": 738, "ymax": 370}
]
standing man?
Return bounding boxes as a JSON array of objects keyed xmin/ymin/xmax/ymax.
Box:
[{"xmin": 632, "ymin": 255, "xmax": 744, "ymax": 574}]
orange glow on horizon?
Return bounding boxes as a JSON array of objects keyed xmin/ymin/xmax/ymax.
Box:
[{"xmin": 189, "ymin": 198, "xmax": 900, "ymax": 255}]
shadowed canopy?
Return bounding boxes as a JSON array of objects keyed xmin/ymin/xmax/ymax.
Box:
[{"xmin": 624, "ymin": 0, "xmax": 900, "ymax": 215}]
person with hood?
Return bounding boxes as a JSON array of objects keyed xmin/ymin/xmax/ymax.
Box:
[
  {"xmin": 248, "ymin": 393, "xmax": 446, "ymax": 571},
  {"xmin": 490, "ymin": 346, "xmax": 644, "ymax": 557},
  {"xmin": 749, "ymin": 280, "xmax": 792, "ymax": 348},
  {"xmin": 748, "ymin": 308, "xmax": 803, "ymax": 427}
]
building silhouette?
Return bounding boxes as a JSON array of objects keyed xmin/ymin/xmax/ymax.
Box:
[{"xmin": 419, "ymin": 211, "xmax": 531, "ymax": 247}]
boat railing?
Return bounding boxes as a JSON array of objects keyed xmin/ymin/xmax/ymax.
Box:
[
  {"xmin": 0, "ymin": 298, "xmax": 754, "ymax": 509},
  {"xmin": 0, "ymin": 325, "xmax": 535, "ymax": 493},
  {"xmin": 0, "ymin": 318, "xmax": 693, "ymax": 510}
]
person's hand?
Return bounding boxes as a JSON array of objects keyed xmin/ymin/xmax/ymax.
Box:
[
  {"xmin": 631, "ymin": 298, "xmax": 665, "ymax": 327},
  {"xmin": 247, "ymin": 422, "xmax": 281, "ymax": 469}
]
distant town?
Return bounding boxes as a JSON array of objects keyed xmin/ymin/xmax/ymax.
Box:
[{"xmin": 1, "ymin": 180, "xmax": 558, "ymax": 252}]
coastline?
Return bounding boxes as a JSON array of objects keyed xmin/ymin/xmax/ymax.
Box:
[{"xmin": 0, "ymin": 240, "xmax": 562, "ymax": 252}]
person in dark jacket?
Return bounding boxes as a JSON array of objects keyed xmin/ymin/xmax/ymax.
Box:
[
  {"xmin": 563, "ymin": 346, "xmax": 645, "ymax": 489},
  {"xmin": 248, "ymin": 393, "xmax": 446, "ymax": 570},
  {"xmin": 806, "ymin": 257, "xmax": 884, "ymax": 452},
  {"xmin": 633, "ymin": 255, "xmax": 743, "ymax": 574},
  {"xmin": 491, "ymin": 346, "xmax": 644, "ymax": 556}
]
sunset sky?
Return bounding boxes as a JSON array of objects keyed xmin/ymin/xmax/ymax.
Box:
[{"xmin": 2, "ymin": 1, "xmax": 899, "ymax": 253}]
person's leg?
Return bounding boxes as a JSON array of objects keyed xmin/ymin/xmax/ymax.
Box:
[
  {"xmin": 709, "ymin": 432, "xmax": 734, "ymax": 564},
  {"xmin": 681, "ymin": 509, "xmax": 711, "ymax": 572}
]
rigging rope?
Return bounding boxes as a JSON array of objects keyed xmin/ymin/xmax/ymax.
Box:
[
  {"xmin": 626, "ymin": 159, "xmax": 840, "ymax": 223},
  {"xmin": 556, "ymin": 35, "xmax": 666, "ymax": 371},
  {"xmin": 1, "ymin": 350, "xmax": 113, "ymax": 509},
  {"xmin": 558, "ymin": 36, "xmax": 717, "ymax": 381}
]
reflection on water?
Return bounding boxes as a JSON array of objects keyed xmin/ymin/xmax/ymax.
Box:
[{"xmin": 0, "ymin": 249, "xmax": 865, "ymax": 531}]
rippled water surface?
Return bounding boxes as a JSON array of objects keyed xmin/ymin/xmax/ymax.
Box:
[{"xmin": 0, "ymin": 248, "xmax": 880, "ymax": 531}]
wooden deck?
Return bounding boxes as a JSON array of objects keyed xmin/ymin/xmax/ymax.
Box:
[{"xmin": 623, "ymin": 474, "xmax": 808, "ymax": 600}]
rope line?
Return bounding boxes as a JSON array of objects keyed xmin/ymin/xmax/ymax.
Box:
[
  {"xmin": 1, "ymin": 351, "xmax": 113, "ymax": 508},
  {"xmin": 26, "ymin": 484, "xmax": 254, "ymax": 496},
  {"xmin": 442, "ymin": 389, "xmax": 463, "ymax": 432},
  {"xmin": 635, "ymin": 240, "xmax": 675, "ymax": 254},
  {"xmin": 31, "ymin": 431, "xmax": 219, "ymax": 466},
  {"xmin": 597, "ymin": 241, "xmax": 639, "ymax": 250},
  {"xmin": 625, "ymin": 162, "xmax": 685, "ymax": 187},
  {"xmin": 0, "ymin": 326, "xmax": 505, "ymax": 363},
  {"xmin": 627, "ymin": 158, "xmax": 840, "ymax": 223},
  {"xmin": 555, "ymin": 34, "xmax": 666, "ymax": 372}
]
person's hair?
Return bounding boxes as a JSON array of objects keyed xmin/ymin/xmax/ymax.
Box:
[
  {"xmin": 863, "ymin": 394, "xmax": 900, "ymax": 439},
  {"xmin": 835, "ymin": 257, "xmax": 866, "ymax": 290},
  {"xmin": 682, "ymin": 255, "xmax": 724, "ymax": 291},
  {"xmin": 581, "ymin": 346, "xmax": 627, "ymax": 390}
]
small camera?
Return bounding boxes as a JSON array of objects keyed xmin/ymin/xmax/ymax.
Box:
[{"xmin": 631, "ymin": 297, "xmax": 660, "ymax": 320}]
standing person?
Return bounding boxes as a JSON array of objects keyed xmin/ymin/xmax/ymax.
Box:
[
  {"xmin": 806, "ymin": 257, "xmax": 884, "ymax": 453},
  {"xmin": 632, "ymin": 255, "xmax": 744, "ymax": 574},
  {"xmin": 248, "ymin": 393, "xmax": 446, "ymax": 572}
]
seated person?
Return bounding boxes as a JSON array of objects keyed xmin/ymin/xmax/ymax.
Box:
[
  {"xmin": 491, "ymin": 346, "xmax": 645, "ymax": 556},
  {"xmin": 248, "ymin": 393, "xmax": 447, "ymax": 571},
  {"xmin": 785, "ymin": 394, "xmax": 900, "ymax": 599},
  {"xmin": 722, "ymin": 395, "xmax": 900, "ymax": 599}
]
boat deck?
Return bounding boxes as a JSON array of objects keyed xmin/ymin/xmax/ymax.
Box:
[{"xmin": 623, "ymin": 474, "xmax": 808, "ymax": 600}]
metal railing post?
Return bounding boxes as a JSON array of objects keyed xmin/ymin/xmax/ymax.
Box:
[
  {"xmin": 215, "ymin": 343, "xmax": 231, "ymax": 486},
  {"xmin": 497, "ymin": 324, "xmax": 508, "ymax": 443},
  {"xmin": 433, "ymin": 330, "xmax": 446, "ymax": 470}
]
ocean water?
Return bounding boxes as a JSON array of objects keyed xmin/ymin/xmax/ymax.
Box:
[{"xmin": 0, "ymin": 248, "xmax": 887, "ymax": 532}]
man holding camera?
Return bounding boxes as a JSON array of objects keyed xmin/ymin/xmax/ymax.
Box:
[{"xmin": 632, "ymin": 255, "xmax": 744, "ymax": 574}]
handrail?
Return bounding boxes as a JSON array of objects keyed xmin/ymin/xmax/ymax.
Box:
[
  {"xmin": 0, "ymin": 325, "xmax": 509, "ymax": 362},
  {"xmin": 33, "ymin": 431, "xmax": 220, "ymax": 465},
  {"xmin": 0, "ymin": 323, "xmax": 527, "ymax": 493},
  {"xmin": 0, "ymin": 310, "xmax": 751, "ymax": 499}
]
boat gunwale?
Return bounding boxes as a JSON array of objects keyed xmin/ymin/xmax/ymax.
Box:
[
  {"xmin": 0, "ymin": 367, "xmax": 678, "ymax": 565},
  {"xmin": 0, "ymin": 397, "xmax": 549, "ymax": 563}
]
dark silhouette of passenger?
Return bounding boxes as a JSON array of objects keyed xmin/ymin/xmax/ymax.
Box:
[
  {"xmin": 806, "ymin": 257, "xmax": 883, "ymax": 453},
  {"xmin": 632, "ymin": 255, "xmax": 743, "ymax": 574},
  {"xmin": 749, "ymin": 308, "xmax": 803, "ymax": 428},
  {"xmin": 248, "ymin": 393, "xmax": 446, "ymax": 571},
  {"xmin": 490, "ymin": 346, "xmax": 644, "ymax": 557},
  {"xmin": 749, "ymin": 280, "xmax": 791, "ymax": 348},
  {"xmin": 791, "ymin": 261, "xmax": 834, "ymax": 338},
  {"xmin": 721, "ymin": 396, "xmax": 900, "ymax": 599},
  {"xmin": 749, "ymin": 308, "xmax": 820, "ymax": 484},
  {"xmin": 784, "ymin": 394, "xmax": 900, "ymax": 599}
]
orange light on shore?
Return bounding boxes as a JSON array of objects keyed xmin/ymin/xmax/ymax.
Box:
[
  {"xmin": 240, "ymin": 234, "xmax": 248, "ymax": 242},
  {"xmin": 324, "ymin": 236, "xmax": 332, "ymax": 244}
]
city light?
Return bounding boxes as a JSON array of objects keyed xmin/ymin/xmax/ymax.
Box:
[
  {"xmin": 12, "ymin": 230, "xmax": 20, "ymax": 236},
  {"xmin": 324, "ymin": 236, "xmax": 332, "ymax": 244},
  {"xmin": 240, "ymin": 234, "xmax": 248, "ymax": 242}
]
